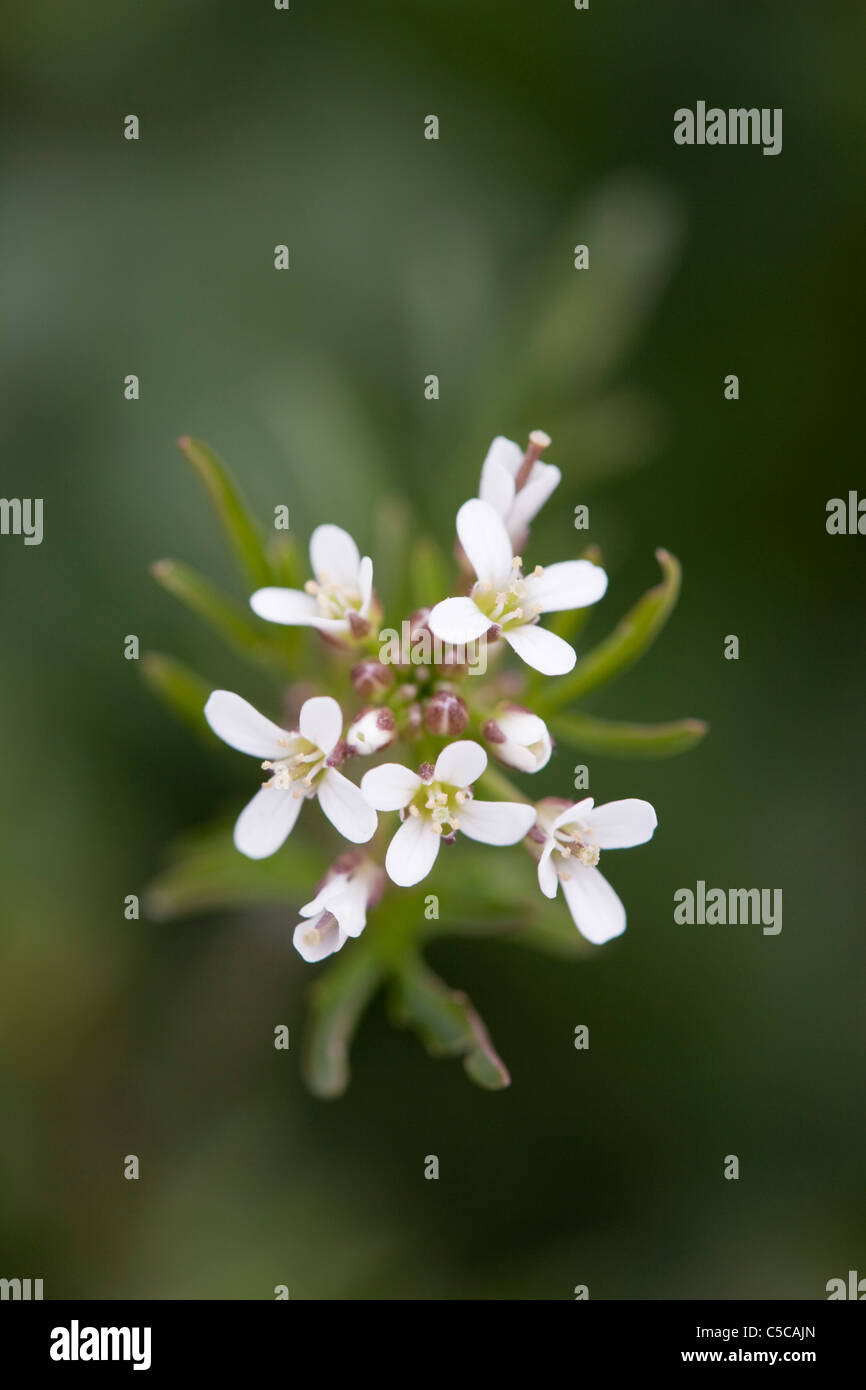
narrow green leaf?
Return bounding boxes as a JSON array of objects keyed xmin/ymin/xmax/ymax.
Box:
[
  {"xmin": 140, "ymin": 652, "xmax": 212, "ymax": 738},
  {"xmin": 178, "ymin": 435, "xmax": 272, "ymax": 590},
  {"xmin": 265, "ymin": 531, "xmax": 304, "ymax": 588},
  {"xmin": 146, "ymin": 820, "xmax": 328, "ymax": 919},
  {"xmin": 374, "ymin": 496, "xmax": 413, "ymax": 614},
  {"xmin": 409, "ymin": 535, "xmax": 452, "ymax": 613},
  {"xmin": 151, "ymin": 558, "xmax": 283, "ymax": 668},
  {"xmin": 542, "ymin": 548, "xmax": 682, "ymax": 711},
  {"xmin": 390, "ymin": 957, "xmax": 510, "ymax": 1090},
  {"xmin": 550, "ymin": 710, "xmax": 708, "ymax": 758},
  {"xmin": 304, "ymin": 945, "xmax": 385, "ymax": 1099}
]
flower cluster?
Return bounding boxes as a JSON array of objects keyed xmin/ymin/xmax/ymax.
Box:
[{"xmin": 203, "ymin": 431, "xmax": 658, "ymax": 958}]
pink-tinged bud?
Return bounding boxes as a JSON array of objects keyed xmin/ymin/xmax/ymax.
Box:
[
  {"xmin": 484, "ymin": 702, "xmax": 552, "ymax": 773},
  {"xmin": 325, "ymin": 738, "xmax": 350, "ymax": 767},
  {"xmin": 347, "ymin": 707, "xmax": 397, "ymax": 755},
  {"xmin": 405, "ymin": 702, "xmax": 423, "ymax": 736},
  {"xmin": 417, "ymin": 762, "xmax": 435, "ymax": 783},
  {"xmin": 482, "ymin": 717, "xmax": 506, "ymax": 745},
  {"xmin": 350, "ymin": 659, "xmax": 394, "ymax": 699},
  {"xmin": 424, "ymin": 690, "xmax": 469, "ymax": 737}
]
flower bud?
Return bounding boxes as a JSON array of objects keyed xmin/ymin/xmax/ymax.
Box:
[
  {"xmin": 350, "ymin": 659, "xmax": 394, "ymax": 699},
  {"xmin": 346, "ymin": 706, "xmax": 397, "ymax": 755},
  {"xmin": 483, "ymin": 703, "xmax": 552, "ymax": 773},
  {"xmin": 424, "ymin": 690, "xmax": 469, "ymax": 737}
]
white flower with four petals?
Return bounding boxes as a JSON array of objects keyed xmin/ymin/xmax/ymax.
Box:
[
  {"xmin": 535, "ymin": 796, "xmax": 658, "ymax": 945},
  {"xmin": 204, "ymin": 690, "xmax": 377, "ymax": 859},
  {"xmin": 292, "ymin": 854, "xmax": 384, "ymax": 962},
  {"xmin": 428, "ymin": 498, "xmax": 608, "ymax": 676},
  {"xmin": 361, "ymin": 740, "xmax": 537, "ymax": 887},
  {"xmin": 249, "ymin": 524, "xmax": 373, "ymax": 635}
]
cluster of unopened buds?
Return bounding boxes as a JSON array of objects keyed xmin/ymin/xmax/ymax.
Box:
[{"xmin": 204, "ymin": 431, "xmax": 658, "ymax": 962}]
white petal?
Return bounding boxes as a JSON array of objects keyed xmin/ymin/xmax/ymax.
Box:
[
  {"xmin": 481, "ymin": 435, "xmax": 524, "ymax": 483},
  {"xmin": 506, "ymin": 462, "xmax": 561, "ymax": 538},
  {"xmin": 550, "ymin": 796, "xmax": 594, "ymax": 835},
  {"xmin": 358, "ymin": 555, "xmax": 374, "ymax": 616},
  {"xmin": 587, "ymin": 798, "xmax": 658, "ymax": 849},
  {"xmin": 560, "ymin": 865, "xmax": 626, "ymax": 944},
  {"xmin": 479, "ymin": 459, "xmax": 516, "ymax": 518},
  {"xmin": 479, "ymin": 440, "xmax": 520, "ymax": 514},
  {"xmin": 503, "ymin": 623, "xmax": 576, "ymax": 675},
  {"xmin": 537, "ymin": 846, "xmax": 559, "ymax": 899},
  {"xmin": 497, "ymin": 741, "xmax": 536, "ymax": 774},
  {"xmin": 317, "ymin": 768, "xmax": 377, "ymax": 843},
  {"xmin": 249, "ymin": 587, "xmax": 338, "ymax": 629},
  {"xmin": 456, "ymin": 498, "xmax": 514, "ymax": 589},
  {"xmin": 522, "ymin": 559, "xmax": 608, "ymax": 613},
  {"xmin": 433, "ymin": 739, "xmax": 487, "ymax": 789},
  {"xmin": 299, "ymin": 695, "xmax": 343, "ymax": 755},
  {"xmin": 204, "ymin": 690, "xmax": 292, "ymax": 760},
  {"xmin": 497, "ymin": 707, "xmax": 548, "ymax": 744},
  {"xmin": 302, "ymin": 874, "xmax": 367, "ymax": 938},
  {"xmin": 292, "ymin": 912, "xmax": 345, "ymax": 963},
  {"xmin": 428, "ymin": 596, "xmax": 491, "ymax": 644},
  {"xmin": 385, "ymin": 815, "xmax": 441, "ymax": 887},
  {"xmin": 360, "ymin": 762, "xmax": 421, "ymax": 811},
  {"xmin": 233, "ymin": 785, "xmax": 304, "ymax": 859},
  {"xmin": 310, "ymin": 524, "xmax": 361, "ymax": 589},
  {"xmin": 457, "ymin": 799, "xmax": 537, "ymax": 846}
]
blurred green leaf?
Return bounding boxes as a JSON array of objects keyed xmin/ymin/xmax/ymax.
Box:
[
  {"xmin": 550, "ymin": 710, "xmax": 708, "ymax": 758},
  {"xmin": 541, "ymin": 548, "xmax": 681, "ymax": 712},
  {"xmin": 470, "ymin": 175, "xmax": 682, "ymax": 468},
  {"xmin": 146, "ymin": 820, "xmax": 328, "ymax": 919},
  {"xmin": 265, "ymin": 531, "xmax": 304, "ymax": 588},
  {"xmin": 178, "ymin": 435, "xmax": 272, "ymax": 591},
  {"xmin": 151, "ymin": 558, "xmax": 285, "ymax": 670},
  {"xmin": 409, "ymin": 535, "xmax": 452, "ymax": 614},
  {"xmin": 304, "ymin": 943, "xmax": 386, "ymax": 1100},
  {"xmin": 140, "ymin": 652, "xmax": 211, "ymax": 738},
  {"xmin": 390, "ymin": 956, "xmax": 510, "ymax": 1090},
  {"xmin": 374, "ymin": 496, "xmax": 413, "ymax": 616}
]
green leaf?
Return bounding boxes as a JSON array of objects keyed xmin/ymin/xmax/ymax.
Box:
[
  {"xmin": 468, "ymin": 175, "xmax": 682, "ymax": 472},
  {"xmin": 178, "ymin": 435, "xmax": 272, "ymax": 590},
  {"xmin": 374, "ymin": 496, "xmax": 413, "ymax": 615},
  {"xmin": 140, "ymin": 652, "xmax": 212, "ymax": 738},
  {"xmin": 151, "ymin": 558, "xmax": 285, "ymax": 669},
  {"xmin": 146, "ymin": 820, "xmax": 328, "ymax": 919},
  {"xmin": 304, "ymin": 944, "xmax": 386, "ymax": 1099},
  {"xmin": 542, "ymin": 548, "xmax": 682, "ymax": 712},
  {"xmin": 550, "ymin": 710, "xmax": 708, "ymax": 758},
  {"xmin": 409, "ymin": 535, "xmax": 452, "ymax": 614},
  {"xmin": 390, "ymin": 956, "xmax": 510, "ymax": 1090},
  {"xmin": 265, "ymin": 532, "xmax": 304, "ymax": 588}
]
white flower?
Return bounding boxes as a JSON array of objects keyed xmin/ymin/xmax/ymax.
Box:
[
  {"xmin": 292, "ymin": 854, "xmax": 383, "ymax": 963},
  {"xmin": 361, "ymin": 740, "xmax": 536, "ymax": 887},
  {"xmin": 428, "ymin": 499, "xmax": 607, "ymax": 676},
  {"xmin": 204, "ymin": 690, "xmax": 377, "ymax": 858},
  {"xmin": 249, "ymin": 524, "xmax": 374, "ymax": 635},
  {"xmin": 483, "ymin": 703, "xmax": 552, "ymax": 773},
  {"xmin": 535, "ymin": 796, "xmax": 657, "ymax": 945},
  {"xmin": 346, "ymin": 706, "xmax": 397, "ymax": 755},
  {"xmin": 479, "ymin": 432, "xmax": 560, "ymax": 546}
]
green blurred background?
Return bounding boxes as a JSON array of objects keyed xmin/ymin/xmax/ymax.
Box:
[{"xmin": 1, "ymin": 0, "xmax": 864, "ymax": 1299}]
